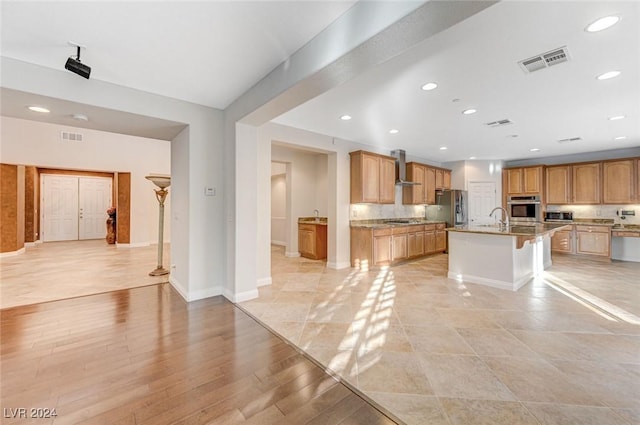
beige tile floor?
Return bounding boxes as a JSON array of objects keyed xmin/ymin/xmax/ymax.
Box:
[
  {"xmin": 0, "ymin": 240, "xmax": 169, "ymax": 309},
  {"xmin": 240, "ymin": 246, "xmax": 640, "ymax": 425}
]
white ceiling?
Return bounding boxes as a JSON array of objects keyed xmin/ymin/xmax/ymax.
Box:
[
  {"xmin": 1, "ymin": 1, "xmax": 638, "ymax": 162},
  {"xmin": 274, "ymin": 1, "xmax": 640, "ymax": 162}
]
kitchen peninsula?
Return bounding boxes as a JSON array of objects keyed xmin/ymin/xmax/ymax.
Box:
[{"xmin": 447, "ymin": 223, "xmax": 570, "ymax": 291}]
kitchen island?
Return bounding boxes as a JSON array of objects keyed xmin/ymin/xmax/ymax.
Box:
[{"xmin": 446, "ymin": 223, "xmax": 570, "ymax": 291}]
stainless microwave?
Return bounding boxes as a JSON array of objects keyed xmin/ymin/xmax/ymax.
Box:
[{"xmin": 507, "ymin": 195, "xmax": 541, "ymax": 223}]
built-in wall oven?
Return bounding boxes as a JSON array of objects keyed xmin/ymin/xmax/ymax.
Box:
[{"xmin": 507, "ymin": 195, "xmax": 541, "ymax": 223}]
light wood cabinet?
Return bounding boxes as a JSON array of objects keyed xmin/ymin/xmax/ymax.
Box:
[
  {"xmin": 575, "ymin": 225, "xmax": 610, "ymax": 257},
  {"xmin": 373, "ymin": 228, "xmax": 393, "ymax": 266},
  {"xmin": 551, "ymin": 226, "xmax": 574, "ymax": 253},
  {"xmin": 545, "ymin": 165, "xmax": 571, "ymax": 204},
  {"xmin": 603, "ymin": 160, "xmax": 635, "ymax": 204},
  {"xmin": 435, "ymin": 223, "xmax": 447, "ymax": 252},
  {"xmin": 298, "ymin": 223, "xmax": 327, "ymax": 260},
  {"xmin": 392, "ymin": 233, "xmax": 408, "ymax": 261},
  {"xmin": 403, "ymin": 163, "xmax": 426, "ymax": 205},
  {"xmin": 572, "ymin": 162, "xmax": 601, "ymax": 204},
  {"xmin": 350, "ymin": 150, "xmax": 396, "ymax": 204},
  {"xmin": 403, "ymin": 163, "xmax": 447, "ymax": 205},
  {"xmin": 408, "ymin": 231, "xmax": 425, "ymax": 257},
  {"xmin": 424, "ymin": 224, "xmax": 436, "ymax": 253},
  {"xmin": 505, "ymin": 166, "xmax": 543, "ymax": 195},
  {"xmin": 435, "ymin": 168, "xmax": 452, "ymax": 190}
]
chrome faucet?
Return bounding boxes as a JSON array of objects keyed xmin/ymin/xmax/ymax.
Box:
[
  {"xmin": 490, "ymin": 207, "xmax": 510, "ymax": 228},
  {"xmin": 314, "ymin": 209, "xmax": 319, "ymax": 218}
]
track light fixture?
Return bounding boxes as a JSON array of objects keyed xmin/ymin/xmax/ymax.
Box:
[{"xmin": 65, "ymin": 42, "xmax": 91, "ymax": 79}]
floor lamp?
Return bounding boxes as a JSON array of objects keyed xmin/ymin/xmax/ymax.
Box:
[{"xmin": 146, "ymin": 175, "xmax": 171, "ymax": 276}]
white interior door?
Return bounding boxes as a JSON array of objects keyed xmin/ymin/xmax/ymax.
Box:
[
  {"xmin": 79, "ymin": 177, "xmax": 112, "ymax": 240},
  {"xmin": 42, "ymin": 175, "xmax": 79, "ymax": 241},
  {"xmin": 468, "ymin": 181, "xmax": 496, "ymax": 225}
]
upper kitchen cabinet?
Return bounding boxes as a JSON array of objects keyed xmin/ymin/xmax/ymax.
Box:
[
  {"xmin": 504, "ymin": 166, "xmax": 543, "ymax": 195},
  {"xmin": 350, "ymin": 150, "xmax": 396, "ymax": 204},
  {"xmin": 572, "ymin": 162, "xmax": 601, "ymax": 204},
  {"xmin": 435, "ymin": 168, "xmax": 452, "ymax": 190},
  {"xmin": 545, "ymin": 165, "xmax": 571, "ymax": 204},
  {"xmin": 603, "ymin": 160, "xmax": 636, "ymax": 204}
]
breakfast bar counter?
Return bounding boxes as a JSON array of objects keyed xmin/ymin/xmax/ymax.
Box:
[{"xmin": 446, "ymin": 223, "xmax": 570, "ymax": 291}]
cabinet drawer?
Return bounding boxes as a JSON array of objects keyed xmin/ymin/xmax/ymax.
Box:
[
  {"xmin": 612, "ymin": 231, "xmax": 640, "ymax": 238},
  {"xmin": 436, "ymin": 223, "xmax": 446, "ymax": 230},
  {"xmin": 392, "ymin": 227, "xmax": 409, "ymax": 235},
  {"xmin": 299, "ymin": 224, "xmax": 316, "ymax": 232},
  {"xmin": 424, "ymin": 224, "xmax": 436, "ymax": 231},
  {"xmin": 373, "ymin": 228, "xmax": 393, "ymax": 236},
  {"xmin": 575, "ymin": 225, "xmax": 610, "ymax": 233},
  {"xmin": 405, "ymin": 225, "xmax": 424, "ymax": 233}
]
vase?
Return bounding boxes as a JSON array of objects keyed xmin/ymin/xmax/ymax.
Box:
[{"xmin": 106, "ymin": 216, "xmax": 117, "ymax": 244}]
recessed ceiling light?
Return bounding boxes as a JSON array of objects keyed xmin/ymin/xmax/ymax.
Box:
[
  {"xmin": 462, "ymin": 108, "xmax": 477, "ymax": 115},
  {"xmin": 389, "ymin": 129, "xmax": 399, "ymax": 134},
  {"xmin": 586, "ymin": 16, "xmax": 620, "ymax": 33},
  {"xmin": 530, "ymin": 148, "xmax": 540, "ymax": 152},
  {"xmin": 469, "ymin": 156, "xmax": 476, "ymax": 160},
  {"xmin": 608, "ymin": 115, "xmax": 626, "ymax": 121},
  {"xmin": 340, "ymin": 115, "xmax": 352, "ymax": 121},
  {"xmin": 439, "ymin": 146, "xmax": 448, "ymax": 150},
  {"xmin": 614, "ymin": 136, "xmax": 627, "ymax": 140},
  {"xmin": 27, "ymin": 106, "xmax": 50, "ymax": 113},
  {"xmin": 421, "ymin": 82, "xmax": 438, "ymax": 91},
  {"xmin": 597, "ymin": 71, "xmax": 621, "ymax": 80}
]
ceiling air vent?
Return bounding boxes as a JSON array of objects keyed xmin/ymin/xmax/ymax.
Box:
[
  {"xmin": 557, "ymin": 137, "xmax": 582, "ymax": 144},
  {"xmin": 485, "ymin": 119, "xmax": 513, "ymax": 128},
  {"xmin": 61, "ymin": 131, "xmax": 83, "ymax": 142},
  {"xmin": 519, "ymin": 46, "xmax": 570, "ymax": 73}
]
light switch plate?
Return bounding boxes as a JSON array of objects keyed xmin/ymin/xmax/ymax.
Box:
[{"xmin": 205, "ymin": 187, "xmax": 216, "ymax": 196}]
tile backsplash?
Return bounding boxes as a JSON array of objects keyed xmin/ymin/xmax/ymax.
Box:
[{"xmin": 546, "ymin": 204, "xmax": 640, "ymax": 225}]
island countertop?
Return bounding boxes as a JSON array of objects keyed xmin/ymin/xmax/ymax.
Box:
[{"xmin": 446, "ymin": 222, "xmax": 571, "ymax": 237}]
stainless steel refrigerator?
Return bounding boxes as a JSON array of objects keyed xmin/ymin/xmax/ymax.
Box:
[{"xmin": 434, "ymin": 190, "xmax": 468, "ymax": 227}]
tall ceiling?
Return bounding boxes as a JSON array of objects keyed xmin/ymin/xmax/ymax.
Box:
[{"xmin": 1, "ymin": 1, "xmax": 638, "ymax": 162}]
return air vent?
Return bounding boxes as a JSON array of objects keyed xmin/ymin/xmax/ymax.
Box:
[
  {"xmin": 485, "ymin": 119, "xmax": 513, "ymax": 127},
  {"xmin": 557, "ymin": 137, "xmax": 582, "ymax": 144},
  {"xmin": 61, "ymin": 131, "xmax": 83, "ymax": 142},
  {"xmin": 519, "ymin": 46, "xmax": 570, "ymax": 73}
]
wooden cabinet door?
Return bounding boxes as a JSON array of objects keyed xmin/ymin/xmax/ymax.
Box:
[
  {"xmin": 379, "ymin": 157, "xmax": 396, "ymax": 204},
  {"xmin": 551, "ymin": 229, "xmax": 573, "ymax": 253},
  {"xmin": 407, "ymin": 232, "xmax": 425, "ymax": 257},
  {"xmin": 361, "ymin": 154, "xmax": 381, "ymax": 203},
  {"xmin": 435, "ymin": 230, "xmax": 446, "ymax": 252},
  {"xmin": 443, "ymin": 170, "xmax": 452, "ymax": 190},
  {"xmin": 392, "ymin": 234, "xmax": 408, "ymax": 261},
  {"xmin": 435, "ymin": 169, "xmax": 444, "ymax": 189},
  {"xmin": 572, "ymin": 163, "xmax": 601, "ymax": 204},
  {"xmin": 546, "ymin": 166, "xmax": 571, "ymax": 204},
  {"xmin": 403, "ymin": 163, "xmax": 425, "ymax": 204},
  {"xmin": 603, "ymin": 160, "xmax": 635, "ymax": 204},
  {"xmin": 425, "ymin": 167, "xmax": 436, "ymax": 205},
  {"xmin": 523, "ymin": 166, "xmax": 543, "ymax": 194},
  {"xmin": 506, "ymin": 168, "xmax": 523, "ymax": 194},
  {"xmin": 424, "ymin": 227, "xmax": 436, "ymax": 253},
  {"xmin": 576, "ymin": 231, "xmax": 610, "ymax": 257},
  {"xmin": 298, "ymin": 228, "xmax": 315, "ymax": 257},
  {"xmin": 373, "ymin": 235, "xmax": 392, "ymax": 265}
]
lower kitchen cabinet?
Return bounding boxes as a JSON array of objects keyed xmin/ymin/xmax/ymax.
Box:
[
  {"xmin": 551, "ymin": 229, "xmax": 573, "ymax": 253},
  {"xmin": 298, "ymin": 223, "xmax": 327, "ymax": 260},
  {"xmin": 351, "ymin": 223, "xmax": 446, "ymax": 267},
  {"xmin": 575, "ymin": 225, "xmax": 610, "ymax": 257}
]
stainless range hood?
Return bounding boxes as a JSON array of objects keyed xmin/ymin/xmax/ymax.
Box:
[{"xmin": 391, "ymin": 149, "xmax": 421, "ymax": 186}]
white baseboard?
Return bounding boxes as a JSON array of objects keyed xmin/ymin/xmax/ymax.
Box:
[
  {"xmin": 24, "ymin": 242, "xmax": 37, "ymax": 247},
  {"xmin": 223, "ymin": 288, "xmax": 259, "ymax": 303},
  {"xmin": 271, "ymin": 240, "xmax": 286, "ymax": 246},
  {"xmin": 116, "ymin": 242, "xmax": 150, "ymax": 248},
  {"xmin": 327, "ymin": 261, "xmax": 351, "ymax": 270},
  {"xmin": 257, "ymin": 277, "xmax": 272, "ymax": 287},
  {"xmin": 169, "ymin": 276, "xmax": 221, "ymax": 302},
  {"xmin": 285, "ymin": 251, "xmax": 300, "ymax": 258},
  {"xmin": 0, "ymin": 247, "xmax": 25, "ymax": 258}
]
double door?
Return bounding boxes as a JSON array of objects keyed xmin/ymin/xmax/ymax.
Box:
[{"xmin": 42, "ymin": 175, "xmax": 113, "ymax": 242}]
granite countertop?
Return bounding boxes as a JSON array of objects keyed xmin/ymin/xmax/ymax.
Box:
[
  {"xmin": 298, "ymin": 217, "xmax": 328, "ymax": 225},
  {"xmin": 447, "ymin": 222, "xmax": 571, "ymax": 237},
  {"xmin": 612, "ymin": 224, "xmax": 640, "ymax": 230},
  {"xmin": 350, "ymin": 218, "xmax": 445, "ymax": 228}
]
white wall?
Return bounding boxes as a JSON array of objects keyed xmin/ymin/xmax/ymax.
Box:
[
  {"xmin": 2, "ymin": 58, "xmax": 225, "ymax": 303},
  {"xmin": 0, "ymin": 116, "xmax": 170, "ymax": 246}
]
